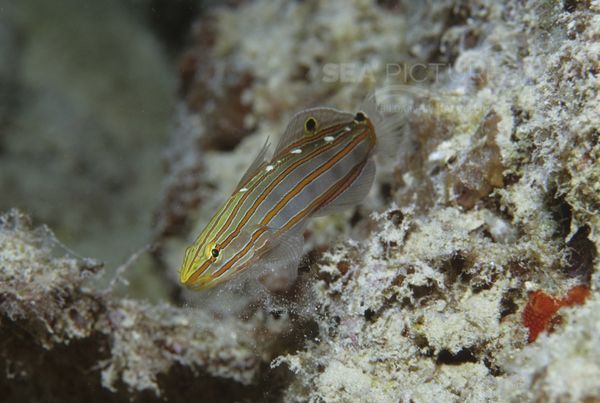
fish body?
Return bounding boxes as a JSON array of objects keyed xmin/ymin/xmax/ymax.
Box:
[{"xmin": 179, "ymin": 107, "xmax": 378, "ymax": 290}]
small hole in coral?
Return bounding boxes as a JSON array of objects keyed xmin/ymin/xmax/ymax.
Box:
[
  {"xmin": 412, "ymin": 333, "xmax": 430, "ymax": 350},
  {"xmin": 484, "ymin": 357, "xmax": 504, "ymax": 376},
  {"xmin": 410, "ymin": 282, "xmax": 437, "ymax": 302},
  {"xmin": 363, "ymin": 308, "xmax": 376, "ymax": 322},
  {"xmin": 387, "ymin": 209, "xmax": 404, "ymax": 226},
  {"xmin": 380, "ymin": 182, "xmax": 393, "ymax": 203},
  {"xmin": 441, "ymin": 251, "xmax": 470, "ymax": 287},
  {"xmin": 500, "ymin": 292, "xmax": 519, "ymax": 320},
  {"xmin": 565, "ymin": 225, "xmax": 596, "ymax": 282},
  {"xmin": 436, "ymin": 348, "xmax": 478, "ymax": 365},
  {"xmin": 563, "ymin": 0, "xmax": 578, "ymax": 12},
  {"xmin": 269, "ymin": 309, "xmax": 284, "ymax": 319},
  {"xmin": 350, "ymin": 209, "xmax": 362, "ymax": 227},
  {"xmin": 548, "ymin": 191, "xmax": 572, "ymax": 240}
]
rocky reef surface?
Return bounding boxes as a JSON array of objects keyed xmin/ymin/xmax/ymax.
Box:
[{"xmin": 1, "ymin": 0, "xmax": 599, "ymax": 402}]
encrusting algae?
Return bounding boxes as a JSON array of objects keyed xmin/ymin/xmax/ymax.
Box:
[{"xmin": 523, "ymin": 285, "xmax": 591, "ymax": 343}]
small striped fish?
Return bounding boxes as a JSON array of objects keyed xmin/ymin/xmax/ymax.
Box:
[{"xmin": 179, "ymin": 107, "xmax": 380, "ymax": 290}]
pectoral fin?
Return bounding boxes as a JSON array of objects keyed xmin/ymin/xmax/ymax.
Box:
[
  {"xmin": 257, "ymin": 230, "xmax": 304, "ymax": 292},
  {"xmin": 313, "ymin": 157, "xmax": 375, "ymax": 217}
]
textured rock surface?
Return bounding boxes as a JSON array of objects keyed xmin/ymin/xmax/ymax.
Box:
[
  {"xmin": 0, "ymin": 210, "xmax": 290, "ymax": 402},
  {"xmin": 1, "ymin": 0, "xmax": 598, "ymax": 402},
  {"xmin": 167, "ymin": 0, "xmax": 599, "ymax": 401}
]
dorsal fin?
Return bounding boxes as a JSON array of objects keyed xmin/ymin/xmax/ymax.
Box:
[
  {"xmin": 273, "ymin": 107, "xmax": 354, "ymax": 157},
  {"xmin": 235, "ymin": 138, "xmax": 271, "ymax": 189},
  {"xmin": 360, "ymin": 90, "xmax": 407, "ymax": 160}
]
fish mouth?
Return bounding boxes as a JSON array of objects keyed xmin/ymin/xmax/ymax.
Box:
[
  {"xmin": 181, "ymin": 273, "xmax": 214, "ymax": 290},
  {"xmin": 179, "ymin": 258, "xmax": 214, "ymax": 288}
]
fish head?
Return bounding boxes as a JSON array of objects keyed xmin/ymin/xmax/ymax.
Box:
[{"xmin": 179, "ymin": 224, "xmax": 262, "ymax": 290}]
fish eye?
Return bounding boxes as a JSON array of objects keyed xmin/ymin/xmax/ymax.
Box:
[
  {"xmin": 204, "ymin": 242, "xmax": 219, "ymax": 260},
  {"xmin": 304, "ymin": 117, "xmax": 318, "ymax": 134},
  {"xmin": 354, "ymin": 112, "xmax": 367, "ymax": 123}
]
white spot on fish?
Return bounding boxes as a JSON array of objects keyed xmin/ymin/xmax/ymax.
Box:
[
  {"xmin": 265, "ymin": 164, "xmax": 274, "ymax": 172},
  {"xmin": 291, "ymin": 148, "xmax": 302, "ymax": 154},
  {"xmin": 344, "ymin": 126, "xmax": 352, "ymax": 132},
  {"xmin": 324, "ymin": 135, "xmax": 334, "ymax": 142},
  {"xmin": 239, "ymin": 187, "xmax": 248, "ymax": 192}
]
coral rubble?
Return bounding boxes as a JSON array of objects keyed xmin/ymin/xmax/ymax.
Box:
[{"xmin": 0, "ymin": 210, "xmax": 287, "ymax": 402}]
